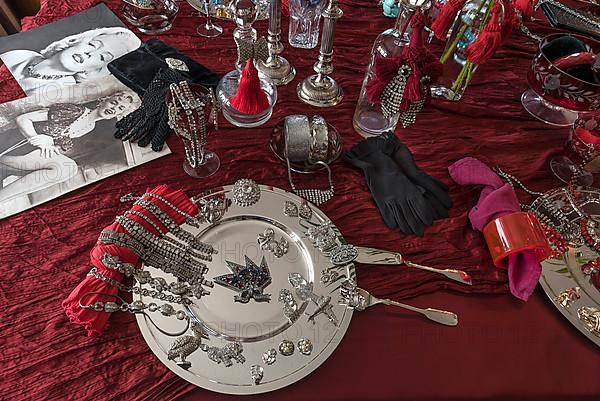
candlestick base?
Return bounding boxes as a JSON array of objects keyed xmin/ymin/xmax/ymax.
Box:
[
  {"xmin": 256, "ymin": 56, "xmax": 296, "ymax": 86},
  {"xmin": 297, "ymin": 75, "xmax": 343, "ymax": 107}
]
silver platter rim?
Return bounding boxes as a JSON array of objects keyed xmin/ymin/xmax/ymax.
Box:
[{"xmin": 534, "ymin": 187, "xmax": 600, "ymax": 347}]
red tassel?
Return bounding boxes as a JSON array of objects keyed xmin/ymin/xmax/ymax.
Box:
[
  {"xmin": 500, "ymin": 1, "xmax": 517, "ymax": 42},
  {"xmin": 282, "ymin": 0, "xmax": 289, "ymax": 16},
  {"xmin": 431, "ymin": 0, "xmax": 465, "ymax": 41},
  {"xmin": 465, "ymin": 5, "xmax": 503, "ymax": 65},
  {"xmin": 514, "ymin": 0, "xmax": 534, "ymax": 20},
  {"xmin": 365, "ymin": 55, "xmax": 403, "ymax": 104},
  {"xmin": 402, "ymin": 11, "xmax": 440, "ymax": 103},
  {"xmin": 229, "ymin": 59, "xmax": 270, "ymax": 114}
]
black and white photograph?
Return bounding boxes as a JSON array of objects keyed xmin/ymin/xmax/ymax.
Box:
[
  {"xmin": 0, "ymin": 3, "xmax": 141, "ymax": 96},
  {"xmin": 0, "ymin": 75, "xmax": 170, "ymax": 219}
]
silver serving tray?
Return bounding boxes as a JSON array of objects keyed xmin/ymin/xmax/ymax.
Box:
[
  {"xmin": 136, "ymin": 185, "xmax": 354, "ymax": 394},
  {"xmin": 533, "ymin": 188, "xmax": 600, "ymax": 347}
]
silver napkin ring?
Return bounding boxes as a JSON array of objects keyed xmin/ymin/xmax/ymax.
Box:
[
  {"xmin": 284, "ymin": 115, "xmax": 311, "ymax": 162},
  {"xmin": 308, "ymin": 115, "xmax": 328, "ymax": 164}
]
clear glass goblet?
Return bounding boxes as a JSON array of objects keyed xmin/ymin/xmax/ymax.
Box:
[
  {"xmin": 167, "ymin": 83, "xmax": 220, "ymax": 178},
  {"xmin": 196, "ymin": 0, "xmax": 223, "ymax": 37},
  {"xmin": 550, "ymin": 113, "xmax": 600, "ymax": 186}
]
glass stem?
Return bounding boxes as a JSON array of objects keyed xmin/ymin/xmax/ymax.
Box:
[{"xmin": 204, "ymin": 0, "xmax": 213, "ymax": 28}]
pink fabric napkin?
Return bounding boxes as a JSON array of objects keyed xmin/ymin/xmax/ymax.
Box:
[{"xmin": 449, "ymin": 157, "xmax": 541, "ymax": 301}]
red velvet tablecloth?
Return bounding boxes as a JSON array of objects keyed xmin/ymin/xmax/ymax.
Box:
[{"xmin": 1, "ymin": 1, "xmax": 599, "ymax": 400}]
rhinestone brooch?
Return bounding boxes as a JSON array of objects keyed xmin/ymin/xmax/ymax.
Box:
[
  {"xmin": 232, "ymin": 178, "xmax": 261, "ymax": 207},
  {"xmin": 214, "ymin": 256, "xmax": 272, "ymax": 303},
  {"xmin": 279, "ymin": 339, "xmax": 294, "ymax": 356},
  {"xmin": 251, "ymin": 365, "xmax": 264, "ymax": 385},
  {"xmin": 297, "ymin": 339, "xmax": 313, "ymax": 355},
  {"xmin": 262, "ymin": 348, "xmax": 277, "ymax": 365},
  {"xmin": 330, "ymin": 244, "xmax": 358, "ymax": 265}
]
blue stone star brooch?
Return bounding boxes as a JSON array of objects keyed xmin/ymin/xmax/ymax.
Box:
[{"xmin": 214, "ymin": 256, "xmax": 272, "ymax": 303}]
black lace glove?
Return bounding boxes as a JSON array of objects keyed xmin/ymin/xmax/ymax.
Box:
[
  {"xmin": 343, "ymin": 137, "xmax": 435, "ymax": 236},
  {"xmin": 382, "ymin": 132, "xmax": 452, "ymax": 213},
  {"xmin": 115, "ymin": 68, "xmax": 182, "ymax": 152}
]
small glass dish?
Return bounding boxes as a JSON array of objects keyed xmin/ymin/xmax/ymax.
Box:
[
  {"xmin": 269, "ymin": 118, "xmax": 342, "ymax": 173},
  {"xmin": 122, "ymin": 0, "xmax": 179, "ymax": 34},
  {"xmin": 216, "ymin": 70, "xmax": 277, "ymax": 128}
]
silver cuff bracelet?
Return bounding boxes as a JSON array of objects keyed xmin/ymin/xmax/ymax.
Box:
[
  {"xmin": 284, "ymin": 114, "xmax": 329, "ymax": 164},
  {"xmin": 308, "ymin": 115, "xmax": 328, "ymax": 164},
  {"xmin": 284, "ymin": 115, "xmax": 311, "ymax": 162}
]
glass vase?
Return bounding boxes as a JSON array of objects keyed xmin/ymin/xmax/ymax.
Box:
[
  {"xmin": 352, "ymin": 2, "xmax": 416, "ymax": 137},
  {"xmin": 430, "ymin": 0, "xmax": 503, "ymax": 101}
]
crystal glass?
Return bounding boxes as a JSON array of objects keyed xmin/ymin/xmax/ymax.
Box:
[
  {"xmin": 216, "ymin": 70, "xmax": 277, "ymax": 127},
  {"xmin": 550, "ymin": 113, "xmax": 600, "ymax": 185},
  {"xmin": 122, "ymin": 0, "xmax": 179, "ymax": 34},
  {"xmin": 523, "ymin": 33, "xmax": 600, "ymax": 127},
  {"xmin": 352, "ymin": 2, "xmax": 414, "ymax": 137},
  {"xmin": 197, "ymin": 0, "xmax": 223, "ymax": 37},
  {"xmin": 288, "ymin": 0, "xmax": 325, "ymax": 49},
  {"xmin": 166, "ymin": 84, "xmax": 220, "ymax": 178}
]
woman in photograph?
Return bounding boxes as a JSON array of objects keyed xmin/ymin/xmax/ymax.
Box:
[
  {"xmin": 0, "ymin": 91, "xmax": 141, "ymax": 201},
  {"xmin": 1, "ymin": 27, "xmax": 141, "ymax": 94}
]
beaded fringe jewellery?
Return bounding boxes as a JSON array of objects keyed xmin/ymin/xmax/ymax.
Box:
[{"xmin": 167, "ymin": 81, "xmax": 218, "ymax": 168}]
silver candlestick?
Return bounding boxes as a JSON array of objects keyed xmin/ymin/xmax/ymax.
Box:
[
  {"xmin": 230, "ymin": 0, "xmax": 261, "ymax": 72},
  {"xmin": 256, "ymin": 0, "xmax": 296, "ymax": 85},
  {"xmin": 297, "ymin": 0, "xmax": 343, "ymax": 107}
]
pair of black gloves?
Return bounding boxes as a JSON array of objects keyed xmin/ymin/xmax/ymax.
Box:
[{"xmin": 343, "ymin": 132, "xmax": 452, "ymax": 236}]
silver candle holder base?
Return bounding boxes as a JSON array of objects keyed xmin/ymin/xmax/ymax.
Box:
[
  {"xmin": 256, "ymin": 57, "xmax": 296, "ymax": 86},
  {"xmin": 297, "ymin": 75, "xmax": 343, "ymax": 108}
]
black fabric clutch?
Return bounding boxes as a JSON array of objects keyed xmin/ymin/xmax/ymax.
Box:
[{"xmin": 108, "ymin": 38, "xmax": 221, "ymax": 96}]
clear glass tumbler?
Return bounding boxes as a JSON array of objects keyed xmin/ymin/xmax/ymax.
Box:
[{"xmin": 288, "ymin": 0, "xmax": 325, "ymax": 49}]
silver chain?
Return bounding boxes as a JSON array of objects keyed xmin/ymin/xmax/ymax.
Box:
[
  {"xmin": 87, "ymin": 267, "xmax": 192, "ymax": 305},
  {"xmin": 492, "ymin": 167, "xmax": 545, "ymax": 197},
  {"xmin": 535, "ymin": 0, "xmax": 600, "ymax": 30}
]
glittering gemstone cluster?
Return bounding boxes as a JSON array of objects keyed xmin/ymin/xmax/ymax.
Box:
[
  {"xmin": 543, "ymin": 224, "xmax": 568, "ymax": 259},
  {"xmin": 232, "ymin": 178, "xmax": 261, "ymax": 207},
  {"xmin": 297, "ymin": 338, "xmax": 313, "ymax": 355},
  {"xmin": 279, "ymin": 340, "xmax": 294, "ymax": 356}
]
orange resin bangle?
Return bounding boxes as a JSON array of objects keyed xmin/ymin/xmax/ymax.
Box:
[{"xmin": 483, "ymin": 212, "xmax": 551, "ymax": 269}]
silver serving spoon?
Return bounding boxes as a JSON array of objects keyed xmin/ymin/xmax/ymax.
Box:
[
  {"xmin": 340, "ymin": 281, "xmax": 459, "ymax": 326},
  {"xmin": 354, "ymin": 246, "xmax": 472, "ymax": 286}
]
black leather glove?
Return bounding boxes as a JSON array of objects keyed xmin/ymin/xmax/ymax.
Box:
[
  {"xmin": 343, "ymin": 137, "xmax": 436, "ymax": 236},
  {"xmin": 381, "ymin": 132, "xmax": 452, "ymax": 216}
]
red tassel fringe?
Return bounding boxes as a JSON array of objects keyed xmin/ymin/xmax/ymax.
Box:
[
  {"xmin": 282, "ymin": 0, "xmax": 289, "ymax": 16},
  {"xmin": 500, "ymin": 1, "xmax": 517, "ymax": 43},
  {"xmin": 230, "ymin": 60, "xmax": 270, "ymax": 114},
  {"xmin": 514, "ymin": 0, "xmax": 535, "ymax": 20},
  {"xmin": 465, "ymin": 5, "xmax": 503, "ymax": 65},
  {"xmin": 365, "ymin": 11, "xmax": 442, "ymax": 106},
  {"xmin": 431, "ymin": 0, "xmax": 465, "ymax": 41}
]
